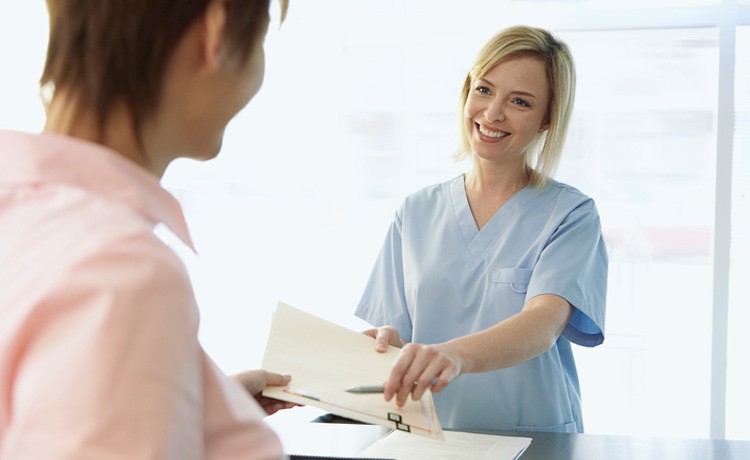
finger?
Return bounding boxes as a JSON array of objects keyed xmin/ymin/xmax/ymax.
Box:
[
  {"xmin": 374, "ymin": 327, "xmax": 394, "ymax": 352},
  {"xmin": 362, "ymin": 328, "xmax": 378, "ymax": 339},
  {"xmin": 430, "ymin": 367, "xmax": 455, "ymax": 394},
  {"xmin": 394, "ymin": 347, "xmax": 432, "ymax": 406},
  {"xmin": 412, "ymin": 358, "xmax": 453, "ymax": 401},
  {"xmin": 431, "ymin": 349, "xmax": 462, "ymax": 393},
  {"xmin": 267, "ymin": 401, "xmax": 295, "ymax": 416},
  {"xmin": 263, "ymin": 402, "xmax": 285, "ymax": 415},
  {"xmin": 400, "ymin": 353, "xmax": 441, "ymax": 404},
  {"xmin": 410, "ymin": 369, "xmax": 438, "ymax": 402},
  {"xmin": 264, "ymin": 372, "xmax": 292, "ymax": 387},
  {"xmin": 383, "ymin": 346, "xmax": 417, "ymax": 402},
  {"xmin": 235, "ymin": 369, "xmax": 265, "ymax": 395},
  {"xmin": 256, "ymin": 395, "xmax": 295, "ymax": 412}
]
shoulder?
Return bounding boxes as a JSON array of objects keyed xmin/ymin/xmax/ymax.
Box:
[
  {"xmin": 2, "ymin": 183, "xmax": 192, "ymax": 319},
  {"xmin": 48, "ymin": 224, "xmax": 197, "ymax": 344},
  {"xmin": 536, "ymin": 179, "xmax": 600, "ymax": 216},
  {"xmin": 544, "ymin": 179, "xmax": 593, "ymax": 203},
  {"xmin": 401, "ymin": 175, "xmax": 461, "ymax": 209},
  {"xmin": 60, "ymin": 203, "xmax": 192, "ymax": 306}
]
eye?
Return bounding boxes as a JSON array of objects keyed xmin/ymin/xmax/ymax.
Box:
[
  {"xmin": 512, "ymin": 98, "xmax": 530, "ymax": 107},
  {"xmin": 474, "ymin": 86, "xmax": 491, "ymax": 95}
]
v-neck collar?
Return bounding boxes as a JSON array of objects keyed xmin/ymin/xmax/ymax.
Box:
[{"xmin": 448, "ymin": 174, "xmax": 534, "ymax": 261}]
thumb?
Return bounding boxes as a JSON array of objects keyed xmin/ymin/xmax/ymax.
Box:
[
  {"xmin": 374, "ymin": 327, "xmax": 392, "ymax": 352},
  {"xmin": 265, "ymin": 372, "xmax": 292, "ymax": 387}
]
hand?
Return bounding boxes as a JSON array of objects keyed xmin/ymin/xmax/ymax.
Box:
[
  {"xmin": 383, "ymin": 343, "xmax": 463, "ymax": 407},
  {"xmin": 363, "ymin": 326, "xmax": 404, "ymax": 352},
  {"xmin": 234, "ymin": 369, "xmax": 298, "ymax": 415}
]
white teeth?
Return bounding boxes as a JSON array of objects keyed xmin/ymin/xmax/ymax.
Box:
[{"xmin": 478, "ymin": 125, "xmax": 509, "ymax": 138}]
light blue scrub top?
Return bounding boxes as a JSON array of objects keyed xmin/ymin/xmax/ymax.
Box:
[{"xmin": 355, "ymin": 174, "xmax": 608, "ymax": 433}]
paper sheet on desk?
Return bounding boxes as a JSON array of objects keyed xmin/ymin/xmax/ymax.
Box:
[
  {"xmin": 261, "ymin": 302, "xmax": 443, "ymax": 439},
  {"xmin": 357, "ymin": 430, "xmax": 531, "ymax": 460}
]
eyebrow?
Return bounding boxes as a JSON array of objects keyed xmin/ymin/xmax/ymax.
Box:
[{"xmin": 477, "ymin": 78, "xmax": 539, "ymax": 99}]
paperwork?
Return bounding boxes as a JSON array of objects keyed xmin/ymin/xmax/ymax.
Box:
[
  {"xmin": 261, "ymin": 302, "xmax": 443, "ymax": 439},
  {"xmin": 357, "ymin": 430, "xmax": 532, "ymax": 460}
]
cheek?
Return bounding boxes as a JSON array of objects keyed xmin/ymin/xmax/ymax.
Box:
[
  {"xmin": 463, "ymin": 100, "xmax": 481, "ymax": 129},
  {"xmin": 525, "ymin": 113, "xmax": 548, "ymax": 135},
  {"xmin": 464, "ymin": 96, "xmax": 479, "ymax": 119},
  {"xmin": 462, "ymin": 107, "xmax": 475, "ymax": 135},
  {"xmin": 244, "ymin": 49, "xmax": 265, "ymax": 102}
]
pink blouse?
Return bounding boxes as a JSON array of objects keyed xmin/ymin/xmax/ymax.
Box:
[{"xmin": 0, "ymin": 130, "xmax": 283, "ymax": 459}]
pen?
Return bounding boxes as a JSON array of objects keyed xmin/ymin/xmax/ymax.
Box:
[{"xmin": 345, "ymin": 385, "xmax": 385, "ymax": 394}]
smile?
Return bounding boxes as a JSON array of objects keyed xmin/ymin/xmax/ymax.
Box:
[{"xmin": 477, "ymin": 123, "xmax": 510, "ymax": 139}]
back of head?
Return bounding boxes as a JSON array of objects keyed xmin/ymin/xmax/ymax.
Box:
[
  {"xmin": 457, "ymin": 25, "xmax": 576, "ymax": 187},
  {"xmin": 41, "ymin": 0, "xmax": 287, "ymax": 143}
]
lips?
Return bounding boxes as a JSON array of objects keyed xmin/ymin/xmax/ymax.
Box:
[{"xmin": 476, "ymin": 123, "xmax": 510, "ymax": 139}]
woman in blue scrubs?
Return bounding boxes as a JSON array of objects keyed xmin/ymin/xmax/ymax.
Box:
[{"xmin": 355, "ymin": 25, "xmax": 607, "ymax": 433}]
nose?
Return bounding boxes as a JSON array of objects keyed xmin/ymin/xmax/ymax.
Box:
[{"xmin": 484, "ymin": 98, "xmax": 505, "ymax": 122}]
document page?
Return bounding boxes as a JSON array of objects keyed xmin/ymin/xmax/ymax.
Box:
[
  {"xmin": 261, "ymin": 302, "xmax": 444, "ymax": 439},
  {"xmin": 356, "ymin": 430, "xmax": 531, "ymax": 460}
]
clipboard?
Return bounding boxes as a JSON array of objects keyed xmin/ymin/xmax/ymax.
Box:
[{"xmin": 261, "ymin": 302, "xmax": 444, "ymax": 439}]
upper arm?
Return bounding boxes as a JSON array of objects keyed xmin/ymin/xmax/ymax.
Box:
[
  {"xmin": 522, "ymin": 294, "xmax": 574, "ymax": 342},
  {"xmin": 355, "ymin": 207, "xmax": 414, "ymax": 341},
  {"xmin": 526, "ymin": 199, "xmax": 608, "ymax": 347},
  {"xmin": 3, "ymin": 236, "xmax": 203, "ymax": 458}
]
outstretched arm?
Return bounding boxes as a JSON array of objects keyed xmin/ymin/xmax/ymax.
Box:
[{"xmin": 372, "ymin": 294, "xmax": 573, "ymax": 406}]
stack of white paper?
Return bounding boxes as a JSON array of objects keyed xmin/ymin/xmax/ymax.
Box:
[{"xmin": 261, "ymin": 302, "xmax": 443, "ymax": 439}]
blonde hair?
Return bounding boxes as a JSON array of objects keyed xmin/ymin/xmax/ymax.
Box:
[{"xmin": 455, "ymin": 25, "xmax": 576, "ymax": 188}]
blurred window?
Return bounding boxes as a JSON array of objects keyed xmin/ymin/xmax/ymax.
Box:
[
  {"xmin": 559, "ymin": 28, "xmax": 718, "ymax": 438},
  {"xmin": 727, "ymin": 25, "xmax": 750, "ymax": 441}
]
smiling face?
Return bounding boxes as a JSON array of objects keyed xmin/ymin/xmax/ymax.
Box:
[{"xmin": 464, "ymin": 55, "xmax": 550, "ymax": 168}]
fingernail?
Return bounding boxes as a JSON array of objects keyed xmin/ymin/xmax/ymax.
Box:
[{"xmin": 375, "ymin": 343, "xmax": 386, "ymax": 351}]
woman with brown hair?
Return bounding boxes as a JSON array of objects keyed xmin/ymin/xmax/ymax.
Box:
[{"xmin": 0, "ymin": 1, "xmax": 291, "ymax": 458}]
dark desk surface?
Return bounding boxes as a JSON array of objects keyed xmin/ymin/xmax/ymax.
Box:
[
  {"xmin": 266, "ymin": 408, "xmax": 750, "ymax": 460},
  {"xmin": 490, "ymin": 430, "xmax": 750, "ymax": 460}
]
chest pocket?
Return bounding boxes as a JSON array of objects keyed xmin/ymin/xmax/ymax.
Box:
[
  {"xmin": 491, "ymin": 268, "xmax": 533, "ymax": 294},
  {"xmin": 483, "ymin": 268, "xmax": 534, "ymax": 321}
]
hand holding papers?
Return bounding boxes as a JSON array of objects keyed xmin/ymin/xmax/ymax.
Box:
[{"xmin": 261, "ymin": 302, "xmax": 444, "ymax": 439}]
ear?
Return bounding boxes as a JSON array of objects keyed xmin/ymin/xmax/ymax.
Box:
[
  {"xmin": 539, "ymin": 111, "xmax": 551, "ymax": 132},
  {"xmin": 202, "ymin": 0, "xmax": 229, "ymax": 71}
]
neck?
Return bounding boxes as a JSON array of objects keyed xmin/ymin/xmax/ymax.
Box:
[
  {"xmin": 43, "ymin": 91, "xmax": 168, "ymax": 178},
  {"xmin": 465, "ymin": 159, "xmax": 530, "ymax": 197}
]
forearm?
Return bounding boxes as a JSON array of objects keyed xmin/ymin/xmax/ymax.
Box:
[{"xmin": 446, "ymin": 294, "xmax": 573, "ymax": 374}]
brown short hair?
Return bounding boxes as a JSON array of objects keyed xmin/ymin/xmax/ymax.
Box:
[{"xmin": 41, "ymin": 0, "xmax": 288, "ymax": 141}]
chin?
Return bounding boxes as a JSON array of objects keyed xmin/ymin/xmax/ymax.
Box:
[
  {"xmin": 204, "ymin": 142, "xmax": 223, "ymax": 160},
  {"xmin": 190, "ymin": 135, "xmax": 224, "ymax": 161},
  {"xmin": 200, "ymin": 150, "xmax": 221, "ymax": 161}
]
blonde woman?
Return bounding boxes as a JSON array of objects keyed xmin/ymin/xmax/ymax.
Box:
[{"xmin": 358, "ymin": 25, "xmax": 608, "ymax": 433}]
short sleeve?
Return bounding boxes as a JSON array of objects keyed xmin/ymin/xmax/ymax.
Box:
[
  {"xmin": 354, "ymin": 207, "xmax": 414, "ymax": 341},
  {"xmin": 526, "ymin": 199, "xmax": 608, "ymax": 347},
  {"xmin": 2, "ymin": 235, "xmax": 204, "ymax": 459}
]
